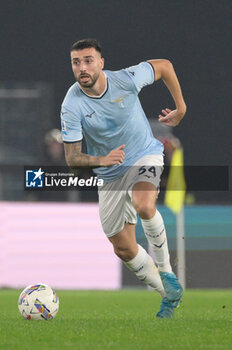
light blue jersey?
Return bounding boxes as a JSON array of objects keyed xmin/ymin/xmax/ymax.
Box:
[{"xmin": 61, "ymin": 61, "xmax": 163, "ymax": 182}]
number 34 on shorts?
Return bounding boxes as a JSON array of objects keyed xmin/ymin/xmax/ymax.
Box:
[
  {"xmin": 138, "ymin": 166, "xmax": 157, "ymax": 177},
  {"xmin": 128, "ymin": 154, "xmax": 164, "ymax": 191}
]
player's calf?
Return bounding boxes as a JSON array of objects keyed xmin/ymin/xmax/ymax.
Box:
[
  {"xmin": 141, "ymin": 210, "xmax": 172, "ymax": 273},
  {"xmin": 124, "ymin": 244, "xmax": 166, "ymax": 297}
]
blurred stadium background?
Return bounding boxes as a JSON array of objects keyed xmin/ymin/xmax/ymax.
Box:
[{"xmin": 0, "ymin": 0, "xmax": 231, "ymax": 290}]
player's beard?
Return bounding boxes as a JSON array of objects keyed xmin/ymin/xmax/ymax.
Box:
[{"xmin": 77, "ymin": 72, "xmax": 99, "ymax": 88}]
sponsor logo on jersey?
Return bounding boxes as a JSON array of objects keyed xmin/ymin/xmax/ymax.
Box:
[
  {"xmin": 61, "ymin": 120, "xmax": 67, "ymax": 132},
  {"xmin": 85, "ymin": 111, "xmax": 95, "ymax": 118}
]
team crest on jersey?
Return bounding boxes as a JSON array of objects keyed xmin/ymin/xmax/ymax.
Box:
[{"xmin": 112, "ymin": 94, "xmax": 126, "ymax": 108}]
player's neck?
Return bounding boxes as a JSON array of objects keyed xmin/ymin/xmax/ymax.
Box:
[{"xmin": 81, "ymin": 71, "xmax": 107, "ymax": 97}]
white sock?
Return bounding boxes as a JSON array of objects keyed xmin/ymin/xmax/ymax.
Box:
[
  {"xmin": 141, "ymin": 210, "xmax": 172, "ymax": 273},
  {"xmin": 124, "ymin": 244, "xmax": 166, "ymax": 297}
]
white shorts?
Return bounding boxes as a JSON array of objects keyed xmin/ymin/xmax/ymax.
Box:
[{"xmin": 98, "ymin": 154, "xmax": 164, "ymax": 237}]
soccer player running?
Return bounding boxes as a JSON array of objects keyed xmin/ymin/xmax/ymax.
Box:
[{"xmin": 61, "ymin": 38, "xmax": 186, "ymax": 318}]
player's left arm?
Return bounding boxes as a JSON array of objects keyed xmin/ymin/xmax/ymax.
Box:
[{"xmin": 147, "ymin": 59, "xmax": 186, "ymax": 126}]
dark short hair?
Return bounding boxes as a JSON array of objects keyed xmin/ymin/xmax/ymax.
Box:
[{"xmin": 70, "ymin": 38, "xmax": 102, "ymax": 56}]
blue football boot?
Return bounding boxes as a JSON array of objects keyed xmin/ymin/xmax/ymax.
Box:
[
  {"xmin": 156, "ymin": 297, "xmax": 180, "ymax": 318},
  {"xmin": 159, "ymin": 272, "xmax": 183, "ymax": 302}
]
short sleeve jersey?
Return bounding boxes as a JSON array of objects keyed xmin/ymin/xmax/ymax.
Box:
[{"xmin": 61, "ymin": 62, "xmax": 163, "ymax": 182}]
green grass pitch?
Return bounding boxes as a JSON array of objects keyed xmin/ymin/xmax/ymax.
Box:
[{"xmin": 0, "ymin": 289, "xmax": 231, "ymax": 350}]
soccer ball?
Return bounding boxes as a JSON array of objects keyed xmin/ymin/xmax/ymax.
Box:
[{"xmin": 18, "ymin": 283, "xmax": 59, "ymax": 320}]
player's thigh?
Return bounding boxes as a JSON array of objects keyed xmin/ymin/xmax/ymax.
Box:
[
  {"xmin": 98, "ymin": 181, "xmax": 137, "ymax": 238},
  {"xmin": 129, "ymin": 154, "xmax": 163, "ymax": 213},
  {"xmin": 132, "ymin": 181, "xmax": 158, "ymax": 212}
]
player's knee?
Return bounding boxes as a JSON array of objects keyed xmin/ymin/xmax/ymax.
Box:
[
  {"xmin": 113, "ymin": 245, "xmax": 135, "ymax": 262},
  {"xmin": 134, "ymin": 201, "xmax": 155, "ymax": 219}
]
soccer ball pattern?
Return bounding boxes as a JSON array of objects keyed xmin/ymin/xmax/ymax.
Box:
[{"xmin": 18, "ymin": 283, "xmax": 59, "ymax": 320}]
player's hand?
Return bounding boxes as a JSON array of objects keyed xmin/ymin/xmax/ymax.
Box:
[
  {"xmin": 100, "ymin": 144, "xmax": 125, "ymax": 166},
  {"xmin": 158, "ymin": 107, "xmax": 186, "ymax": 126}
]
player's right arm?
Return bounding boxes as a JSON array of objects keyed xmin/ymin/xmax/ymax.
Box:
[{"xmin": 64, "ymin": 142, "xmax": 125, "ymax": 168}]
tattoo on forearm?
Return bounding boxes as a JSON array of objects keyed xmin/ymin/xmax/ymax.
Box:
[{"xmin": 64, "ymin": 142, "xmax": 102, "ymax": 168}]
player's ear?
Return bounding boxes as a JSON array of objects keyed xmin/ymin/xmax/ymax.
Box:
[{"xmin": 101, "ymin": 57, "xmax": 104, "ymax": 69}]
